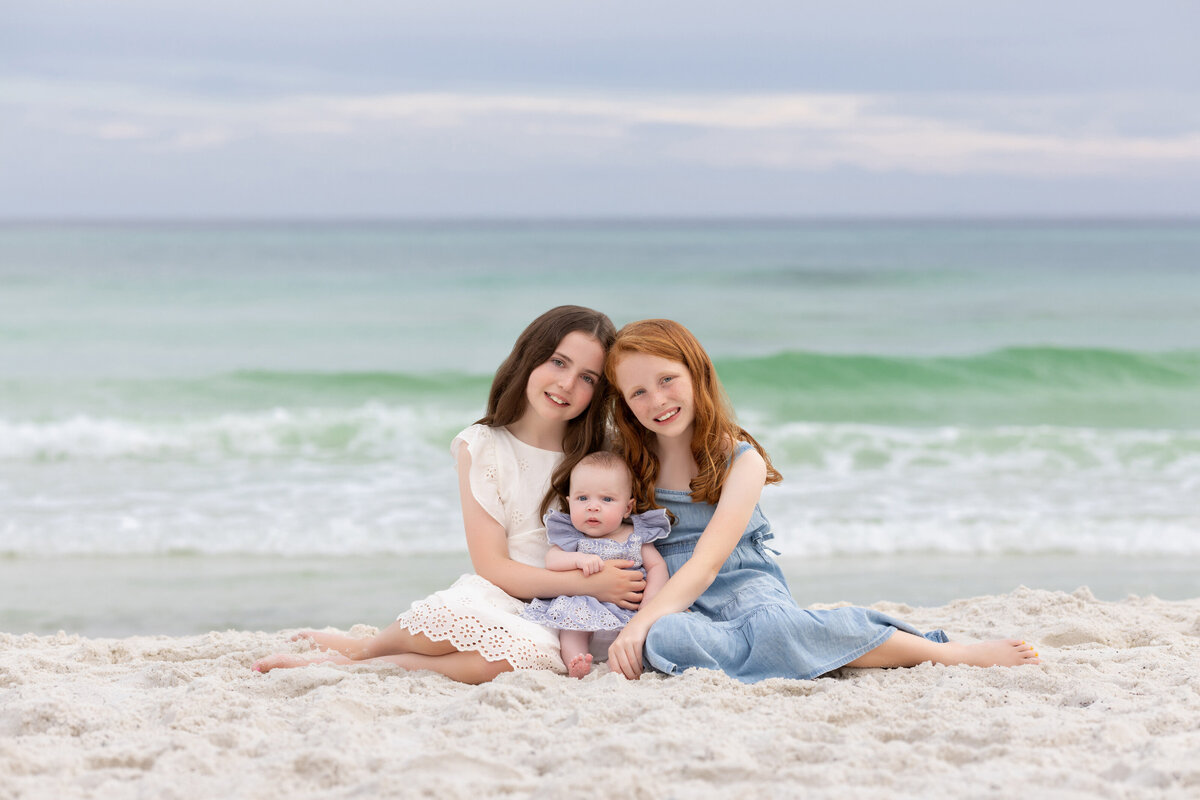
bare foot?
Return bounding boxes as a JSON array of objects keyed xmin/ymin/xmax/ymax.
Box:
[
  {"xmin": 291, "ymin": 630, "xmax": 368, "ymax": 658},
  {"xmin": 567, "ymin": 653, "xmax": 593, "ymax": 679},
  {"xmin": 939, "ymin": 639, "xmax": 1040, "ymax": 667},
  {"xmin": 252, "ymin": 651, "xmax": 350, "ymax": 673}
]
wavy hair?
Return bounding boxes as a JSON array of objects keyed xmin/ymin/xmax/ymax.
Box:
[
  {"xmin": 604, "ymin": 319, "xmax": 781, "ymax": 511},
  {"xmin": 476, "ymin": 306, "xmax": 617, "ymax": 517}
]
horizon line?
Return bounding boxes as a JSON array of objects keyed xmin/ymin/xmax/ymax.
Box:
[{"xmin": 3, "ymin": 213, "xmax": 1199, "ymax": 228}]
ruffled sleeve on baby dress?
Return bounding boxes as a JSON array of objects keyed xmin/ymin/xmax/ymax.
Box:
[
  {"xmin": 450, "ymin": 424, "xmax": 505, "ymax": 527},
  {"xmin": 543, "ymin": 510, "xmax": 584, "ymax": 552},
  {"xmin": 631, "ymin": 508, "xmax": 671, "ymax": 544}
]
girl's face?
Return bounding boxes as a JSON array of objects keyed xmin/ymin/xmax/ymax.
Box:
[
  {"xmin": 613, "ymin": 353, "xmax": 695, "ymax": 440},
  {"xmin": 524, "ymin": 331, "xmax": 605, "ymax": 424},
  {"xmin": 567, "ymin": 463, "xmax": 636, "ymax": 537}
]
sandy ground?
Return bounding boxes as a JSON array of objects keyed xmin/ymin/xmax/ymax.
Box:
[{"xmin": 2, "ymin": 586, "xmax": 1198, "ymax": 799}]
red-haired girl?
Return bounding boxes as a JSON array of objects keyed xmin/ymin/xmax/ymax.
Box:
[{"xmin": 604, "ymin": 319, "xmax": 1040, "ymax": 682}]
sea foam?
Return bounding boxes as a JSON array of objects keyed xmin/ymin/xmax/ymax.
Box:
[{"xmin": 2, "ymin": 410, "xmax": 1196, "ymax": 558}]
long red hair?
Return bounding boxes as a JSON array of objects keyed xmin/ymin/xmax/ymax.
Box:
[{"xmin": 604, "ymin": 319, "xmax": 781, "ymax": 512}]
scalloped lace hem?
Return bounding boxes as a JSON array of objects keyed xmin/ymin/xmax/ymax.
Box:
[{"xmin": 398, "ymin": 597, "xmax": 562, "ymax": 672}]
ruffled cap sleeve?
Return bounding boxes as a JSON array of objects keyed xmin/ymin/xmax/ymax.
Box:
[
  {"xmin": 543, "ymin": 511, "xmax": 584, "ymax": 552},
  {"xmin": 450, "ymin": 424, "xmax": 505, "ymax": 527},
  {"xmin": 630, "ymin": 508, "xmax": 671, "ymax": 544}
]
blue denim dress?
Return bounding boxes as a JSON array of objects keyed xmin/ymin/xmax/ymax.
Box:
[{"xmin": 644, "ymin": 443, "xmax": 948, "ymax": 684}]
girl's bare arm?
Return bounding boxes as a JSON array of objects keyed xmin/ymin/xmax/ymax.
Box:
[
  {"xmin": 608, "ymin": 449, "xmax": 766, "ymax": 677},
  {"xmin": 639, "ymin": 543, "xmax": 669, "ymax": 607}
]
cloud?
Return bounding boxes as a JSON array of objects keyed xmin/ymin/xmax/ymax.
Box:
[
  {"xmin": 95, "ymin": 122, "xmax": 152, "ymax": 141},
  {"xmin": 8, "ymin": 79, "xmax": 1199, "ymax": 179}
]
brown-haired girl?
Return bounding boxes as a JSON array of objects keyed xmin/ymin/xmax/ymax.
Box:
[
  {"xmin": 604, "ymin": 319, "xmax": 1040, "ymax": 682},
  {"xmin": 253, "ymin": 306, "xmax": 646, "ymax": 683}
]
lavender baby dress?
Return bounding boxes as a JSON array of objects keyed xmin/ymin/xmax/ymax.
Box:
[{"xmin": 521, "ymin": 509, "xmax": 671, "ymax": 631}]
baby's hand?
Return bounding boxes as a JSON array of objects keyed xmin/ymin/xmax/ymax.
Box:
[{"xmin": 576, "ymin": 554, "xmax": 604, "ymax": 576}]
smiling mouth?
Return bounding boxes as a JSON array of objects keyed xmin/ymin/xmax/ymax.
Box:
[
  {"xmin": 546, "ymin": 393, "xmax": 569, "ymax": 406},
  {"xmin": 654, "ymin": 408, "xmax": 679, "ymax": 423}
]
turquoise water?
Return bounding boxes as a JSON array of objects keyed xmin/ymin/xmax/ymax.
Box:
[
  {"xmin": 4, "ymin": 220, "xmax": 1198, "ymax": 379},
  {"xmin": 1, "ymin": 220, "xmax": 1198, "ymax": 632}
]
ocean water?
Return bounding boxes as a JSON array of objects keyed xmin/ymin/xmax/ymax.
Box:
[{"xmin": 2, "ymin": 220, "xmax": 1198, "ymax": 634}]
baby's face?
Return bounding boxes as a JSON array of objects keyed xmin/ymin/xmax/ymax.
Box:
[{"xmin": 567, "ymin": 463, "xmax": 636, "ymax": 538}]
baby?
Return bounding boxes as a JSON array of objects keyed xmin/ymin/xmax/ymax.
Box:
[{"xmin": 521, "ymin": 451, "xmax": 669, "ymax": 678}]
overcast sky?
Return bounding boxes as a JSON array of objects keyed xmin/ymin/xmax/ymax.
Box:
[{"xmin": 3, "ymin": 1, "xmax": 1199, "ymax": 218}]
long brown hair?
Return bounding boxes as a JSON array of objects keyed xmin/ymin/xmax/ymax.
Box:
[
  {"xmin": 477, "ymin": 306, "xmax": 617, "ymax": 517},
  {"xmin": 604, "ymin": 319, "xmax": 781, "ymax": 511}
]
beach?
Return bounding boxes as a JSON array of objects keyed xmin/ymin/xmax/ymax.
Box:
[
  {"xmin": 3, "ymin": 587, "xmax": 1199, "ymax": 799},
  {"xmin": 6, "ymin": 0, "xmax": 1200, "ymax": 791},
  {"xmin": 2, "ymin": 220, "xmax": 1198, "ymax": 797}
]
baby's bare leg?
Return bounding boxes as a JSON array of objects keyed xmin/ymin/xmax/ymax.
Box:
[
  {"xmin": 559, "ymin": 629, "xmax": 593, "ymax": 678},
  {"xmin": 844, "ymin": 631, "xmax": 1040, "ymax": 670},
  {"xmin": 254, "ymin": 649, "xmax": 512, "ymax": 685},
  {"xmin": 293, "ymin": 620, "xmax": 458, "ymax": 660}
]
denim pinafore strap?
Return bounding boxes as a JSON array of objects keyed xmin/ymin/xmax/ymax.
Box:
[{"xmin": 644, "ymin": 441, "xmax": 947, "ymax": 683}]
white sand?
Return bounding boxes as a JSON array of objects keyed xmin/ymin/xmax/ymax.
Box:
[{"xmin": 2, "ymin": 586, "xmax": 1198, "ymax": 799}]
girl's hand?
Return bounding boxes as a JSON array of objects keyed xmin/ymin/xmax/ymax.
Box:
[
  {"xmin": 591, "ymin": 560, "xmax": 645, "ymax": 609},
  {"xmin": 575, "ymin": 554, "xmax": 604, "ymax": 576},
  {"xmin": 608, "ymin": 620, "xmax": 650, "ymax": 680}
]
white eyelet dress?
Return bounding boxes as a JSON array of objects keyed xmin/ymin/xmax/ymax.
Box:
[{"xmin": 394, "ymin": 424, "xmax": 566, "ymax": 672}]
